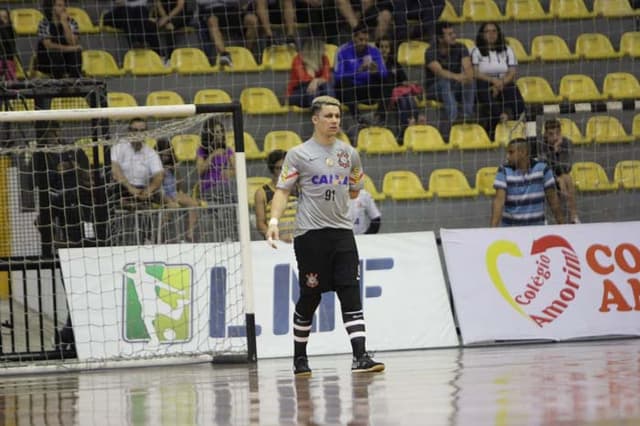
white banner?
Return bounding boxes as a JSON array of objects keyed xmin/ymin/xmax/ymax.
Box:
[
  {"xmin": 59, "ymin": 232, "xmax": 458, "ymax": 361},
  {"xmin": 441, "ymin": 222, "xmax": 640, "ymax": 344}
]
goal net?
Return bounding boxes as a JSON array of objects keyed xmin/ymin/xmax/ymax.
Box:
[{"xmin": 0, "ymin": 100, "xmax": 257, "ymax": 369}]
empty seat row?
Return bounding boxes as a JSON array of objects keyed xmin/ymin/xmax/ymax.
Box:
[
  {"xmin": 445, "ymin": 0, "xmax": 638, "ymax": 22},
  {"xmin": 517, "ymin": 73, "xmax": 640, "ymax": 104},
  {"xmin": 398, "ymin": 32, "xmax": 640, "ymax": 66},
  {"xmin": 366, "ymin": 160, "xmax": 640, "ymax": 201}
]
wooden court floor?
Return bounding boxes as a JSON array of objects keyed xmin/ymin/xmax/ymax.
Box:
[{"xmin": 1, "ymin": 339, "xmax": 639, "ymax": 425}]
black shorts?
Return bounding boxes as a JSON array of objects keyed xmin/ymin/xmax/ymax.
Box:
[{"xmin": 293, "ymin": 228, "xmax": 359, "ymax": 295}]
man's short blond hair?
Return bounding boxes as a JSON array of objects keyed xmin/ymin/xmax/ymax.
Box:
[{"xmin": 310, "ymin": 96, "xmax": 341, "ymax": 115}]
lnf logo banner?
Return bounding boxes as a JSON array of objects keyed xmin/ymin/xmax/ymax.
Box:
[
  {"xmin": 250, "ymin": 232, "xmax": 458, "ymax": 358},
  {"xmin": 441, "ymin": 222, "xmax": 640, "ymax": 345}
]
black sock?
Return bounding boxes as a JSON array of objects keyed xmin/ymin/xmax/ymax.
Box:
[
  {"xmin": 293, "ymin": 310, "xmax": 312, "ymax": 358},
  {"xmin": 343, "ymin": 309, "xmax": 366, "ymax": 358}
]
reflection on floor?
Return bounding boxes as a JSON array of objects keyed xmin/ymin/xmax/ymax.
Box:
[{"xmin": 1, "ymin": 339, "xmax": 640, "ymax": 425}]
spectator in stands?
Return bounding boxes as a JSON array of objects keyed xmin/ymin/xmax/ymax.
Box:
[
  {"xmin": 103, "ymin": 0, "xmax": 164, "ymax": 58},
  {"xmin": 152, "ymin": 0, "xmax": 191, "ymax": 57},
  {"xmin": 393, "ymin": 0, "xmax": 445, "ymax": 42},
  {"xmin": 491, "ymin": 138, "xmax": 564, "ymax": 227},
  {"xmin": 471, "ymin": 22, "xmax": 525, "ymax": 139},
  {"xmin": 196, "ymin": 116, "xmax": 236, "ymax": 203},
  {"xmin": 33, "ymin": 121, "xmax": 93, "ymax": 257},
  {"xmin": 348, "ymin": 188, "xmax": 381, "ymax": 234},
  {"xmin": 334, "ymin": 23, "xmax": 390, "ymax": 124},
  {"xmin": 156, "ymin": 137, "xmax": 200, "ymax": 242},
  {"xmin": 540, "ymin": 119, "xmax": 579, "ymax": 224},
  {"xmin": 196, "ymin": 0, "xmax": 259, "ymax": 67},
  {"xmin": 287, "ymin": 39, "xmax": 332, "ymax": 108},
  {"xmin": 254, "ymin": 0, "xmax": 297, "ymax": 47},
  {"xmin": 377, "ymin": 36, "xmax": 426, "ymax": 138},
  {"xmin": 255, "ymin": 149, "xmax": 297, "ymax": 242},
  {"xmin": 424, "ymin": 21, "xmax": 475, "ymax": 140},
  {"xmin": 36, "ymin": 0, "xmax": 82, "ymax": 78},
  {"xmin": 111, "ymin": 118, "xmax": 165, "ymax": 204},
  {"xmin": 0, "ymin": 8, "xmax": 17, "ymax": 82}
]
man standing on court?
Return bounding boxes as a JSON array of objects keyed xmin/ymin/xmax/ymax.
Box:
[
  {"xmin": 491, "ymin": 138, "xmax": 564, "ymax": 227},
  {"xmin": 266, "ymin": 95, "xmax": 385, "ymax": 377}
]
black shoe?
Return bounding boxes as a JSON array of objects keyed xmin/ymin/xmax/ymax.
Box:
[
  {"xmin": 352, "ymin": 352, "xmax": 385, "ymax": 373},
  {"xmin": 294, "ymin": 356, "xmax": 312, "ymax": 377}
]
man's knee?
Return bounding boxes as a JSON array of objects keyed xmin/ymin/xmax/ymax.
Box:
[
  {"xmin": 244, "ymin": 13, "xmax": 259, "ymax": 28},
  {"xmin": 207, "ymin": 15, "xmax": 219, "ymax": 28}
]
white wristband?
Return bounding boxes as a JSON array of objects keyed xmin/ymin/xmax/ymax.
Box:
[{"xmin": 269, "ymin": 218, "xmax": 278, "ymax": 226}]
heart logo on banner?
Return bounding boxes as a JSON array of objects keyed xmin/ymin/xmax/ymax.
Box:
[{"xmin": 485, "ymin": 235, "xmax": 581, "ymax": 325}]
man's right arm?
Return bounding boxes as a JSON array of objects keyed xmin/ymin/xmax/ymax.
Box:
[
  {"xmin": 111, "ymin": 162, "xmax": 138, "ymax": 195},
  {"xmin": 266, "ymin": 188, "xmax": 292, "ymax": 247},
  {"xmin": 490, "ymin": 189, "xmax": 506, "ymax": 227}
]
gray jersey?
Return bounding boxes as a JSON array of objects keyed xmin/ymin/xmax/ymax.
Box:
[{"xmin": 276, "ymin": 137, "xmax": 364, "ymax": 237}]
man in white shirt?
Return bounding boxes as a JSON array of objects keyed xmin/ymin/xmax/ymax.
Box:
[
  {"xmin": 110, "ymin": 118, "xmax": 164, "ymax": 202},
  {"xmin": 348, "ymin": 189, "xmax": 381, "ymax": 234}
]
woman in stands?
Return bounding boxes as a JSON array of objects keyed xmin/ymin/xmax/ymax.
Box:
[
  {"xmin": 0, "ymin": 9, "xmax": 17, "ymax": 82},
  {"xmin": 471, "ymin": 22, "xmax": 525, "ymax": 139},
  {"xmin": 36, "ymin": 0, "xmax": 82, "ymax": 78},
  {"xmin": 377, "ymin": 37, "xmax": 426, "ymax": 140},
  {"xmin": 287, "ymin": 39, "xmax": 332, "ymax": 109},
  {"xmin": 196, "ymin": 117, "xmax": 236, "ymax": 203}
]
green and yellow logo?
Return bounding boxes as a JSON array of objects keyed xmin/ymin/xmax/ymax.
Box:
[{"xmin": 122, "ymin": 262, "xmax": 193, "ymax": 344}]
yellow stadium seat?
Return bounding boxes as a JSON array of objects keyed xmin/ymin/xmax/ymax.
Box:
[
  {"xmin": 429, "ymin": 168, "xmax": 479, "ymax": 198},
  {"xmin": 382, "ymin": 170, "xmax": 433, "ymax": 200},
  {"xmin": 222, "ymin": 46, "xmax": 261, "ymax": 72},
  {"xmin": 15, "ymin": 58, "xmax": 25, "ymax": 80},
  {"xmin": 494, "ymin": 120, "xmax": 526, "ymax": 145},
  {"xmin": 67, "ymin": 7, "xmax": 99, "ymax": 34},
  {"xmin": 77, "ymin": 138, "xmax": 105, "ymax": 166},
  {"xmin": 571, "ymin": 162, "xmax": 618, "ymax": 191},
  {"xmin": 226, "ymin": 132, "xmax": 266, "ymax": 160},
  {"xmin": 10, "ymin": 9, "xmax": 43, "ymax": 35},
  {"xmin": 337, "ymin": 131, "xmax": 351, "ymax": 146},
  {"xmin": 325, "ymin": 44, "xmax": 338, "ymax": 68},
  {"xmin": 145, "ymin": 90, "xmax": 185, "ymax": 106},
  {"xmin": 506, "ymin": 37, "xmax": 533, "ymax": 63},
  {"xmin": 7, "ymin": 98, "xmax": 34, "ymax": 111},
  {"xmin": 397, "ymin": 41, "xmax": 429, "ymax": 66},
  {"xmin": 516, "ymin": 77, "xmax": 562, "ymax": 104},
  {"xmin": 50, "ymin": 97, "xmax": 89, "ymax": 110},
  {"xmin": 82, "ymin": 50, "xmax": 125, "ymax": 77},
  {"xmin": 619, "ymin": 32, "xmax": 640, "ymax": 57},
  {"xmin": 170, "ymin": 134, "xmax": 200, "ymax": 162},
  {"xmin": 614, "ymin": 161, "xmax": 640, "ymax": 190},
  {"xmin": 123, "ymin": 49, "xmax": 173, "ymax": 75},
  {"xmin": 586, "ymin": 116, "xmax": 634, "ymax": 144},
  {"xmin": 475, "ymin": 166, "xmax": 498, "ymax": 196},
  {"xmin": 549, "ymin": 0, "xmax": 596, "ymax": 18},
  {"xmin": 530, "ymin": 35, "xmax": 579, "ymax": 61},
  {"xmin": 263, "ymin": 130, "xmax": 303, "ymax": 154},
  {"xmin": 506, "ymin": 0, "xmax": 551, "ymax": 20},
  {"xmin": 248, "ymin": 176, "xmax": 272, "ymax": 207},
  {"xmin": 403, "ymin": 125, "xmax": 450, "ymax": 152},
  {"xmin": 261, "ymin": 45, "xmax": 296, "ymax": 71},
  {"xmin": 462, "ymin": 0, "xmax": 508, "ymax": 22},
  {"xmin": 593, "ymin": 0, "xmax": 638, "ymax": 17},
  {"xmin": 450, "ymin": 123, "xmax": 495, "ymax": 150},
  {"xmin": 363, "ymin": 174, "xmax": 386, "ymax": 201},
  {"xmin": 634, "ymin": 114, "xmax": 640, "ymax": 139},
  {"xmin": 575, "ymin": 34, "xmax": 621, "ymax": 60},
  {"xmin": 558, "ymin": 118, "xmax": 590, "ymax": 145},
  {"xmin": 602, "ymin": 72, "xmax": 640, "ymax": 100},
  {"xmin": 456, "ymin": 38, "xmax": 476, "ymax": 52},
  {"xmin": 107, "ymin": 92, "xmax": 138, "ymax": 108},
  {"xmin": 356, "ymin": 127, "xmax": 406, "ymax": 154},
  {"xmin": 193, "ymin": 89, "xmax": 232, "ymax": 104},
  {"xmin": 559, "ymin": 74, "xmax": 606, "ymax": 102},
  {"xmin": 240, "ymin": 87, "xmax": 288, "ymax": 114},
  {"xmin": 171, "ymin": 48, "xmax": 216, "ymax": 74},
  {"xmin": 440, "ymin": 0, "xmax": 464, "ymax": 22}
]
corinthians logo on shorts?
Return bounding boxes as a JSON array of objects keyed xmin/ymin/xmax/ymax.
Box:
[
  {"xmin": 305, "ymin": 272, "xmax": 319, "ymax": 288},
  {"xmin": 336, "ymin": 150, "xmax": 350, "ymax": 168}
]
